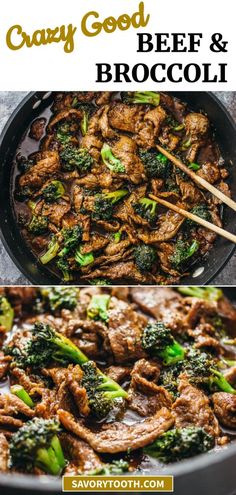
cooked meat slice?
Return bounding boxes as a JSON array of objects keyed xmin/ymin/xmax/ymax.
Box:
[
  {"xmin": 29, "ymin": 118, "xmax": 46, "ymax": 141},
  {"xmin": 80, "ymin": 234, "xmax": 109, "ymax": 254},
  {"xmin": 19, "ymin": 151, "xmax": 60, "ymax": 190},
  {"xmin": 172, "ymin": 375, "xmax": 220, "ymax": 437},
  {"xmin": 82, "ymin": 261, "xmax": 155, "ymax": 284},
  {"xmin": 217, "ymin": 295, "xmax": 236, "ymax": 336},
  {"xmin": 105, "ymin": 240, "xmax": 131, "ymax": 257},
  {"xmin": 10, "ymin": 367, "xmax": 45, "ymax": 395},
  {"xmin": 130, "ymin": 288, "xmax": 184, "ymax": 332},
  {"xmin": 80, "ymin": 135, "xmax": 103, "ymax": 162},
  {"xmin": 106, "ymin": 366, "xmax": 131, "ymax": 384},
  {"xmin": 0, "ymin": 415, "xmax": 23, "ymax": 429},
  {"xmin": 160, "ymin": 93, "xmax": 187, "ymax": 122},
  {"xmin": 0, "ymin": 434, "xmax": 9, "ymax": 472},
  {"xmin": 0, "ymin": 394, "xmax": 34, "ymax": 418},
  {"xmin": 212, "ymin": 392, "xmax": 236, "ymax": 428},
  {"xmin": 98, "ymin": 105, "xmax": 117, "ymax": 139},
  {"xmin": 66, "ymin": 365, "xmax": 90, "ymax": 417},
  {"xmin": 111, "ymin": 136, "xmax": 146, "ymax": 184},
  {"xmin": 107, "ymin": 298, "xmax": 147, "ymax": 363},
  {"xmin": 128, "ymin": 359, "xmax": 172, "ymax": 416},
  {"xmin": 58, "ymin": 407, "xmax": 174, "ymax": 453},
  {"xmin": 138, "ymin": 210, "xmax": 184, "ymax": 243},
  {"xmin": 44, "ymin": 367, "xmax": 75, "ymax": 413},
  {"xmin": 60, "ymin": 433, "xmax": 102, "ymax": 472},
  {"xmin": 5, "ymin": 287, "xmax": 37, "ymax": 315},
  {"xmin": 157, "ymin": 243, "xmax": 179, "ymax": 277},
  {"xmin": 224, "ymin": 366, "xmax": 236, "ymax": 386},
  {"xmin": 42, "ymin": 199, "xmax": 71, "ymax": 227},
  {"xmin": 178, "ymin": 180, "xmax": 204, "ymax": 205},
  {"xmin": 65, "ymin": 319, "xmax": 106, "ymax": 361},
  {"xmin": 197, "ymin": 162, "xmax": 221, "ymax": 184},
  {"xmin": 73, "ymin": 185, "xmax": 84, "ymax": 212},
  {"xmin": 48, "ymin": 109, "xmax": 82, "ymax": 129},
  {"xmin": 96, "ymin": 92, "xmax": 112, "ymax": 106},
  {"xmin": 159, "ymin": 128, "xmax": 180, "ymax": 151},
  {"xmin": 0, "ymin": 353, "xmax": 11, "ymax": 380},
  {"xmin": 109, "ymin": 103, "xmax": 144, "ymax": 133},
  {"xmin": 185, "ymin": 112, "xmax": 209, "ymax": 140},
  {"xmin": 135, "ymin": 106, "xmax": 166, "ymax": 148}
]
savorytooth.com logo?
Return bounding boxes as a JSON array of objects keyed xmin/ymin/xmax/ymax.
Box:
[{"xmin": 62, "ymin": 475, "xmax": 174, "ymax": 492}]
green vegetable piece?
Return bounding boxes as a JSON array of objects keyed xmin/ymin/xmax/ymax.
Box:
[
  {"xmin": 122, "ymin": 91, "xmax": 160, "ymax": 106},
  {"xmin": 42, "ymin": 180, "xmax": 65, "ymax": 203},
  {"xmin": 40, "ymin": 237, "xmax": 60, "ymax": 265},
  {"xmin": 75, "ymin": 248, "xmax": 94, "ymax": 267},
  {"xmin": 177, "ymin": 287, "xmax": 223, "ymax": 301},
  {"xmin": 0, "ymin": 296, "xmax": 14, "ymax": 332},
  {"xmin": 142, "ymin": 321, "xmax": 185, "ymax": 365},
  {"xmin": 87, "ymin": 294, "xmax": 111, "ymax": 322},
  {"xmin": 9, "ymin": 418, "xmax": 65, "ymax": 475},
  {"xmin": 40, "ymin": 287, "xmax": 79, "ymax": 312},
  {"xmin": 10, "ymin": 385, "xmax": 34, "ymax": 408},
  {"xmin": 134, "ymin": 244, "xmax": 157, "ymax": 272},
  {"xmin": 101, "ymin": 144, "xmax": 125, "ymax": 173},
  {"xmin": 144, "ymin": 426, "xmax": 214, "ymax": 463},
  {"xmin": 188, "ymin": 162, "xmax": 201, "ymax": 171}
]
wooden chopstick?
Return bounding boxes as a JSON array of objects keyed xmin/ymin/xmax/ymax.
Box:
[
  {"xmin": 156, "ymin": 144, "xmax": 236, "ymax": 212},
  {"xmin": 149, "ymin": 194, "xmax": 236, "ymax": 244}
]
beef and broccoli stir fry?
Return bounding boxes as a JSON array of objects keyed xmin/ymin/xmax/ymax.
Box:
[
  {"xmin": 13, "ymin": 91, "xmax": 230, "ymax": 284},
  {"xmin": 0, "ymin": 286, "xmax": 236, "ymax": 476}
]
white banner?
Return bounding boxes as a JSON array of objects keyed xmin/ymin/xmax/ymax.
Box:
[{"xmin": 0, "ymin": 0, "xmax": 235, "ymax": 90}]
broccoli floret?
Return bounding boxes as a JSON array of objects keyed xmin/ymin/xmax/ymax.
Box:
[
  {"xmin": 144, "ymin": 426, "xmax": 214, "ymax": 463},
  {"xmin": 42, "ymin": 180, "xmax": 65, "ymax": 203},
  {"xmin": 9, "ymin": 418, "xmax": 65, "ymax": 475},
  {"xmin": 40, "ymin": 287, "xmax": 79, "ymax": 312},
  {"xmin": 101, "ymin": 144, "xmax": 125, "ymax": 173},
  {"xmin": 56, "ymin": 258, "xmax": 73, "ymax": 282},
  {"xmin": 170, "ymin": 240, "xmax": 199, "ymax": 270},
  {"xmin": 15, "ymin": 322, "xmax": 88, "ymax": 369},
  {"xmin": 81, "ymin": 361, "xmax": 127, "ymax": 419},
  {"xmin": 27, "ymin": 215, "xmax": 48, "ymax": 235},
  {"xmin": 185, "ymin": 348, "xmax": 236, "ymax": 394},
  {"xmin": 75, "ymin": 248, "xmax": 94, "ymax": 267},
  {"xmin": 0, "ymin": 296, "xmax": 14, "ymax": 332},
  {"xmin": 177, "ymin": 287, "xmax": 223, "ymax": 301},
  {"xmin": 122, "ymin": 91, "xmax": 160, "ymax": 106},
  {"xmin": 87, "ymin": 294, "xmax": 111, "ymax": 322},
  {"xmin": 85, "ymin": 459, "xmax": 129, "ymax": 476},
  {"xmin": 139, "ymin": 150, "xmax": 171, "ymax": 179},
  {"xmin": 10, "ymin": 385, "xmax": 34, "ymax": 408},
  {"xmin": 15, "ymin": 185, "xmax": 33, "ymax": 201},
  {"xmin": 40, "ymin": 236, "xmax": 60, "ymax": 265},
  {"xmin": 159, "ymin": 362, "xmax": 184, "ymax": 397},
  {"xmin": 133, "ymin": 245, "xmax": 157, "ymax": 272},
  {"xmin": 60, "ymin": 146, "xmax": 93, "ymax": 172},
  {"xmin": 93, "ymin": 190, "xmax": 128, "ymax": 220},
  {"xmin": 58, "ymin": 225, "xmax": 83, "ymax": 258},
  {"xmin": 186, "ymin": 204, "xmax": 211, "ymax": 228},
  {"xmin": 142, "ymin": 322, "xmax": 185, "ymax": 365},
  {"xmin": 133, "ymin": 198, "xmax": 158, "ymax": 224},
  {"xmin": 89, "ymin": 279, "xmax": 111, "ymax": 286},
  {"xmin": 56, "ymin": 121, "xmax": 72, "ymax": 145}
]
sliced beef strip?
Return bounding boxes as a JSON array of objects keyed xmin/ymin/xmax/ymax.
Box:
[
  {"xmin": 41, "ymin": 199, "xmax": 71, "ymax": 228},
  {"xmin": 0, "ymin": 353, "xmax": 11, "ymax": 380},
  {"xmin": 172, "ymin": 374, "xmax": 220, "ymax": 437},
  {"xmin": 0, "ymin": 415, "xmax": 23, "ymax": 429},
  {"xmin": 130, "ymin": 288, "xmax": 185, "ymax": 333},
  {"xmin": 109, "ymin": 103, "xmax": 144, "ymax": 133},
  {"xmin": 135, "ymin": 106, "xmax": 166, "ymax": 148},
  {"xmin": 60, "ymin": 432, "xmax": 102, "ymax": 473},
  {"xmin": 111, "ymin": 136, "xmax": 146, "ymax": 185},
  {"xmin": 58, "ymin": 407, "xmax": 174, "ymax": 453},
  {"xmin": 138, "ymin": 210, "xmax": 184, "ymax": 243},
  {"xmin": 19, "ymin": 151, "xmax": 60, "ymax": 190},
  {"xmin": 80, "ymin": 234, "xmax": 109, "ymax": 254},
  {"xmin": 105, "ymin": 366, "xmax": 131, "ymax": 384},
  {"xmin": 212, "ymin": 392, "xmax": 236, "ymax": 429},
  {"xmin": 66, "ymin": 365, "xmax": 90, "ymax": 417},
  {"xmin": 0, "ymin": 394, "xmax": 35, "ymax": 418},
  {"xmin": 5, "ymin": 287, "xmax": 37, "ymax": 316},
  {"xmin": 128, "ymin": 359, "xmax": 172, "ymax": 417},
  {"xmin": 184, "ymin": 112, "xmax": 209, "ymax": 140},
  {"xmin": 29, "ymin": 118, "xmax": 46, "ymax": 141},
  {"xmin": 0, "ymin": 433, "xmax": 9, "ymax": 472},
  {"xmin": 48, "ymin": 108, "xmax": 82, "ymax": 130},
  {"xmin": 81, "ymin": 261, "xmax": 157, "ymax": 284},
  {"xmin": 106, "ymin": 298, "xmax": 148, "ymax": 363}
]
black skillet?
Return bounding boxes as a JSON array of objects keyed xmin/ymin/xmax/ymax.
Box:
[{"xmin": 0, "ymin": 92, "xmax": 236, "ymax": 285}]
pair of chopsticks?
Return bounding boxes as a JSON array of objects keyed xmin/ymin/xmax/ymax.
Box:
[{"xmin": 150, "ymin": 144, "xmax": 236, "ymax": 244}]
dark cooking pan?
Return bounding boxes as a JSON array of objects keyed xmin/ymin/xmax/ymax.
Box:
[{"xmin": 0, "ymin": 92, "xmax": 236, "ymax": 285}]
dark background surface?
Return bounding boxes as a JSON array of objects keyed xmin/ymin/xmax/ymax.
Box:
[{"xmin": 0, "ymin": 91, "xmax": 235, "ymax": 285}]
